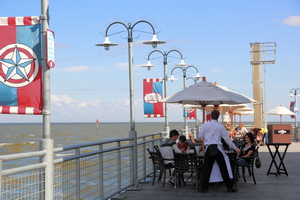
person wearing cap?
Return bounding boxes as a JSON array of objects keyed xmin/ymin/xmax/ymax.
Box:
[{"xmin": 198, "ymin": 110, "xmax": 240, "ymax": 193}]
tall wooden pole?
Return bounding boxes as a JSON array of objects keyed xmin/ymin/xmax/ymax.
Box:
[{"xmin": 251, "ymin": 43, "xmax": 263, "ymax": 128}]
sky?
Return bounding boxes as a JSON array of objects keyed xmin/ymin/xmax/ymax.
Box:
[{"xmin": 0, "ymin": 0, "xmax": 299, "ymax": 124}]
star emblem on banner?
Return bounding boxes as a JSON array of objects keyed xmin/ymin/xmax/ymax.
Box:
[{"xmin": 0, "ymin": 44, "xmax": 39, "ymax": 87}]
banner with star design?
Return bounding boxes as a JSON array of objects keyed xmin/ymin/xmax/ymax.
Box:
[{"xmin": 0, "ymin": 16, "xmax": 43, "ymax": 115}]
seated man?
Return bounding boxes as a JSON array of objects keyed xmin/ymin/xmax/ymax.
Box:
[
  {"xmin": 161, "ymin": 129, "xmax": 182, "ymax": 184},
  {"xmin": 187, "ymin": 133, "xmax": 201, "ymax": 145}
]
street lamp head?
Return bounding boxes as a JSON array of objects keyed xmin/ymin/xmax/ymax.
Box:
[
  {"xmin": 143, "ymin": 34, "xmax": 166, "ymax": 48},
  {"xmin": 174, "ymin": 59, "xmax": 189, "ymax": 66},
  {"xmin": 195, "ymin": 73, "xmax": 201, "ymax": 79},
  {"xmin": 141, "ymin": 60, "xmax": 155, "ymax": 70},
  {"xmin": 290, "ymin": 93, "xmax": 293, "ymax": 97},
  {"xmin": 169, "ymin": 75, "xmax": 177, "ymax": 82},
  {"xmin": 95, "ymin": 37, "xmax": 118, "ymax": 51}
]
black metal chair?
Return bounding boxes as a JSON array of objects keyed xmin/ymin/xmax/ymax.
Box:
[
  {"xmin": 147, "ymin": 148, "xmax": 173, "ymax": 187},
  {"xmin": 226, "ymin": 152, "xmax": 238, "ymax": 188},
  {"xmin": 237, "ymin": 147, "xmax": 259, "ymax": 184},
  {"xmin": 173, "ymin": 152, "xmax": 201, "ymax": 189}
]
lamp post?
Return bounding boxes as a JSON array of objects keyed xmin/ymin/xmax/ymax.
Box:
[
  {"xmin": 141, "ymin": 50, "xmax": 188, "ymax": 134},
  {"xmin": 186, "ymin": 77, "xmax": 200, "ymax": 132},
  {"xmin": 290, "ymin": 88, "xmax": 300, "ymax": 142},
  {"xmin": 96, "ymin": 21, "xmax": 165, "ymax": 189},
  {"xmin": 169, "ymin": 66, "xmax": 201, "ymax": 136}
]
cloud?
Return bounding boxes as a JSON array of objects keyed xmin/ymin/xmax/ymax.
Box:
[
  {"xmin": 51, "ymin": 95, "xmax": 77, "ymax": 106},
  {"xmin": 64, "ymin": 66, "xmax": 89, "ymax": 72},
  {"xmin": 281, "ymin": 16, "xmax": 300, "ymax": 26}
]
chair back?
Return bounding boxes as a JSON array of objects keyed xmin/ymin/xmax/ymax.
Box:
[
  {"xmin": 233, "ymin": 138, "xmax": 245, "ymax": 148},
  {"xmin": 173, "ymin": 152, "xmax": 198, "ymax": 172},
  {"xmin": 189, "ymin": 141, "xmax": 202, "ymax": 151},
  {"xmin": 147, "ymin": 149, "xmax": 165, "ymax": 170},
  {"xmin": 226, "ymin": 152, "xmax": 237, "ymax": 168}
]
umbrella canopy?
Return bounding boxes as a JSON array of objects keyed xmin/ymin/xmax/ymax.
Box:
[
  {"xmin": 232, "ymin": 107, "xmax": 254, "ymax": 124},
  {"xmin": 233, "ymin": 107, "xmax": 254, "ymax": 114},
  {"xmin": 184, "ymin": 103, "xmax": 247, "ymax": 114},
  {"xmin": 161, "ymin": 77, "xmax": 255, "ymax": 123},
  {"xmin": 267, "ymin": 105, "xmax": 295, "ymax": 124}
]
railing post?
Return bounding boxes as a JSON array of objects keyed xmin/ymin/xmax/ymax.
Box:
[
  {"xmin": 141, "ymin": 137, "xmax": 148, "ymax": 183},
  {"xmin": 0, "ymin": 160, "xmax": 2, "ymax": 198},
  {"xmin": 39, "ymin": 139, "xmax": 54, "ymax": 200},
  {"xmin": 111, "ymin": 141, "xmax": 126, "ymax": 200},
  {"xmin": 99, "ymin": 144, "xmax": 104, "ymax": 200},
  {"xmin": 75, "ymin": 148, "xmax": 80, "ymax": 200}
]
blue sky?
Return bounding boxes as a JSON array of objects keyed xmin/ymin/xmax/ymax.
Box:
[{"xmin": 0, "ymin": 0, "xmax": 299, "ymax": 124}]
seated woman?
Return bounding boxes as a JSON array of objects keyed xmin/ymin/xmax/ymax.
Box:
[
  {"xmin": 177, "ymin": 135, "xmax": 190, "ymax": 152},
  {"xmin": 237, "ymin": 132, "xmax": 256, "ymax": 166}
]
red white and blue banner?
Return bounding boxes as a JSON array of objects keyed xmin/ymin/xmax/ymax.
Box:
[
  {"xmin": 290, "ymin": 101, "xmax": 296, "ymax": 119},
  {"xmin": 143, "ymin": 78, "xmax": 164, "ymax": 118},
  {"xmin": 0, "ymin": 16, "xmax": 43, "ymax": 115},
  {"xmin": 184, "ymin": 106, "xmax": 197, "ymax": 119}
]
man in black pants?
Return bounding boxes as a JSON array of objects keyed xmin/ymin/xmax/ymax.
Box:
[{"xmin": 198, "ymin": 110, "xmax": 240, "ymax": 193}]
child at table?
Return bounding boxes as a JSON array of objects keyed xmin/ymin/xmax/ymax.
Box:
[{"xmin": 177, "ymin": 135, "xmax": 190, "ymax": 152}]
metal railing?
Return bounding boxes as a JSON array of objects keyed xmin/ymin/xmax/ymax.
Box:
[{"xmin": 0, "ymin": 132, "xmax": 164, "ymax": 200}]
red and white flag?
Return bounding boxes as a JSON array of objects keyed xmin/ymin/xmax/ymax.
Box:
[{"xmin": 143, "ymin": 78, "xmax": 164, "ymax": 118}]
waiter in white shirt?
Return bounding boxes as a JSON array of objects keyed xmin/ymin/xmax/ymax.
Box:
[{"xmin": 198, "ymin": 110, "xmax": 240, "ymax": 193}]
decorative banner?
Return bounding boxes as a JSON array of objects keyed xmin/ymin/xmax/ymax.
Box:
[
  {"xmin": 143, "ymin": 78, "xmax": 164, "ymax": 118},
  {"xmin": 206, "ymin": 113, "xmax": 211, "ymax": 121},
  {"xmin": 290, "ymin": 101, "xmax": 296, "ymax": 119},
  {"xmin": 184, "ymin": 106, "xmax": 197, "ymax": 119},
  {"xmin": 0, "ymin": 16, "xmax": 43, "ymax": 115}
]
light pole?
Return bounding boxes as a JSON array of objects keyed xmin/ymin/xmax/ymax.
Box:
[
  {"xmin": 290, "ymin": 88, "xmax": 300, "ymax": 142},
  {"xmin": 141, "ymin": 50, "xmax": 188, "ymax": 134},
  {"xmin": 186, "ymin": 77, "xmax": 200, "ymax": 131},
  {"xmin": 96, "ymin": 21, "xmax": 165, "ymax": 189},
  {"xmin": 169, "ymin": 66, "xmax": 201, "ymax": 136}
]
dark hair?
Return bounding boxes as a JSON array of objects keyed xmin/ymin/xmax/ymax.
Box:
[
  {"xmin": 169, "ymin": 129, "xmax": 179, "ymax": 138},
  {"xmin": 252, "ymin": 128, "xmax": 261, "ymax": 137},
  {"xmin": 244, "ymin": 132, "xmax": 255, "ymax": 143},
  {"xmin": 179, "ymin": 135, "xmax": 186, "ymax": 143},
  {"xmin": 211, "ymin": 110, "xmax": 220, "ymax": 120}
]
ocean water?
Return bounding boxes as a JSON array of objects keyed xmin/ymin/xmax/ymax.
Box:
[
  {"xmin": 0, "ymin": 122, "xmax": 198, "ymax": 155},
  {"xmin": 0, "ymin": 121, "xmax": 294, "ymax": 155}
]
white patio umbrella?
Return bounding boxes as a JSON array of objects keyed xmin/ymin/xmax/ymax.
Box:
[
  {"xmin": 267, "ymin": 105, "xmax": 295, "ymax": 124},
  {"xmin": 232, "ymin": 107, "xmax": 254, "ymax": 124},
  {"xmin": 161, "ymin": 77, "xmax": 255, "ymax": 124}
]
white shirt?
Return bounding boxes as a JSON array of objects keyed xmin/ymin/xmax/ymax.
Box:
[
  {"xmin": 236, "ymin": 127, "xmax": 248, "ymax": 136},
  {"xmin": 198, "ymin": 119, "xmax": 237, "ymax": 150}
]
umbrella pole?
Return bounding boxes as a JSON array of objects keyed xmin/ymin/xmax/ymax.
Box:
[
  {"xmin": 202, "ymin": 107, "xmax": 205, "ymax": 125},
  {"xmin": 280, "ymin": 115, "xmax": 282, "ymax": 124},
  {"xmin": 201, "ymin": 106, "xmax": 206, "ymax": 153}
]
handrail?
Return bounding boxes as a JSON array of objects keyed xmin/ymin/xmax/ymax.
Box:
[
  {"xmin": 0, "ymin": 150, "xmax": 47, "ymax": 161},
  {"xmin": 2, "ymin": 162, "xmax": 47, "ymax": 176}
]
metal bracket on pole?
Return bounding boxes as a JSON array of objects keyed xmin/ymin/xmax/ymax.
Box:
[{"xmin": 42, "ymin": 110, "xmax": 51, "ymax": 115}]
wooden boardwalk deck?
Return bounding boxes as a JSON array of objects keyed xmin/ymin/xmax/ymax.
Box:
[{"xmin": 114, "ymin": 142, "xmax": 300, "ymax": 200}]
